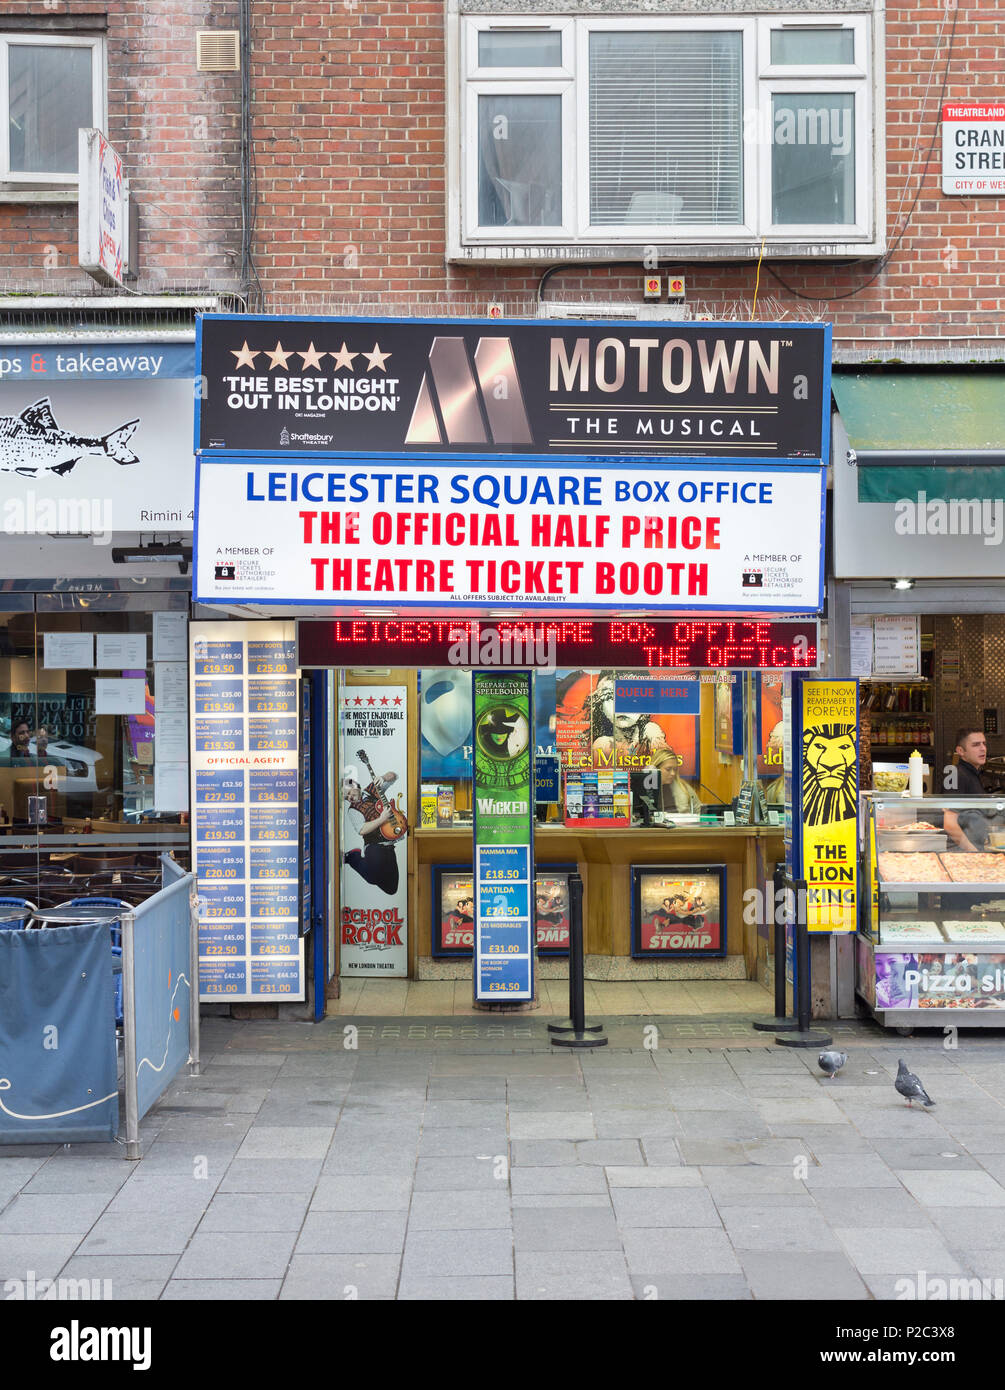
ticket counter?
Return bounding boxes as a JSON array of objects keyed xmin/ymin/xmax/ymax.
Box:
[{"xmin": 314, "ymin": 625, "xmax": 803, "ymax": 996}]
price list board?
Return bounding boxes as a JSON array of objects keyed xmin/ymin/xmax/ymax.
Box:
[
  {"xmin": 190, "ymin": 621, "xmax": 304, "ymax": 1002},
  {"xmin": 472, "ymin": 671, "xmax": 535, "ymax": 1003}
]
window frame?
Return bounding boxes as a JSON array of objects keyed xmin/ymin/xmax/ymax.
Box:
[
  {"xmin": 0, "ymin": 32, "xmax": 106, "ymax": 186},
  {"xmin": 452, "ymin": 9, "xmax": 882, "ymax": 259},
  {"xmin": 576, "ymin": 16, "xmax": 757, "ymax": 244}
]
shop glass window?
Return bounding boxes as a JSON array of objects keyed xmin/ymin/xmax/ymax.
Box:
[
  {"xmin": 1, "ymin": 35, "xmax": 104, "ymax": 182},
  {"xmin": 458, "ymin": 15, "xmax": 873, "ymax": 247},
  {"xmin": 0, "ymin": 603, "xmax": 189, "ymax": 902},
  {"xmin": 419, "ymin": 669, "xmax": 788, "ymax": 829}
]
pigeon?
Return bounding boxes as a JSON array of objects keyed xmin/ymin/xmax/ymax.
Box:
[
  {"xmin": 895, "ymin": 1058, "xmax": 935, "ymax": 1107},
  {"xmin": 818, "ymin": 1050, "xmax": 847, "ymax": 1080}
]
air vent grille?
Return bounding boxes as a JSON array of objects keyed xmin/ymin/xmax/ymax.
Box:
[{"xmin": 196, "ymin": 30, "xmax": 240, "ymax": 72}]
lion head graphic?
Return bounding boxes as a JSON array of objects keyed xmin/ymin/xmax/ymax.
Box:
[{"xmin": 802, "ymin": 723, "xmax": 857, "ymax": 827}]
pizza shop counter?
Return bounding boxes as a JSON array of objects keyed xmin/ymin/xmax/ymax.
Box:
[{"xmin": 411, "ymin": 825, "xmax": 785, "ymax": 980}]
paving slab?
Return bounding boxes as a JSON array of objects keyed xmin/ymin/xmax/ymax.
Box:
[
  {"xmin": 510, "ymin": 1166, "xmax": 608, "ymax": 1196},
  {"xmin": 280, "ymin": 1252, "xmax": 400, "ymax": 1300},
  {"xmin": 835, "ymin": 1226, "xmax": 966, "ymax": 1275},
  {"xmin": 310, "ymin": 1175, "xmax": 413, "ymax": 1212},
  {"xmin": 199, "ymin": 1192, "xmax": 311, "ymax": 1231},
  {"xmin": 508, "ymin": 1112, "xmax": 596, "ymax": 1141},
  {"xmin": 162, "ymin": 1279, "xmax": 284, "ymax": 1300},
  {"xmin": 0, "ymin": 1192, "xmax": 109, "ymax": 1234},
  {"xmin": 296, "ymin": 1210, "xmax": 408, "ymax": 1254},
  {"xmin": 236, "ymin": 1126, "xmax": 334, "ymax": 1160},
  {"xmin": 173, "ymin": 1230, "xmax": 297, "ymax": 1279},
  {"xmin": 611, "ymin": 1188, "xmax": 721, "ymax": 1228},
  {"xmin": 219, "ymin": 1159, "xmax": 324, "ymax": 1193},
  {"xmin": 629, "ymin": 1273, "xmax": 752, "ymax": 1300},
  {"xmin": 605, "ymin": 1167, "xmax": 702, "ymax": 1188},
  {"xmin": 810, "ymin": 1187, "xmax": 932, "ymax": 1229},
  {"xmin": 398, "ymin": 1275, "xmax": 514, "ymax": 1300},
  {"xmin": 402, "ymin": 1228, "xmax": 513, "ymax": 1277},
  {"xmin": 512, "ymin": 1205, "xmax": 621, "ymax": 1251},
  {"xmin": 924, "ymin": 1206, "xmax": 1005, "ymax": 1251},
  {"xmin": 407, "ymin": 1191, "xmax": 513, "ymax": 1229},
  {"xmin": 575, "ymin": 1140, "xmax": 645, "ymax": 1166},
  {"xmin": 57, "ymin": 1254, "xmax": 177, "ymax": 1301},
  {"xmin": 0, "ymin": 1234, "xmax": 81, "ymax": 1280},
  {"xmin": 621, "ymin": 1228, "xmax": 742, "ymax": 1275},
  {"xmin": 414, "ymin": 1156, "xmax": 506, "ymax": 1191},
  {"xmin": 896, "ymin": 1169, "xmax": 1005, "ymax": 1207},
  {"xmin": 419, "ymin": 1127, "xmax": 508, "ymax": 1157},
  {"xmin": 515, "ymin": 1250, "xmax": 634, "ymax": 1300},
  {"xmin": 720, "ymin": 1205, "xmax": 841, "ymax": 1253},
  {"xmin": 739, "ymin": 1251, "xmax": 870, "ymax": 1300}
]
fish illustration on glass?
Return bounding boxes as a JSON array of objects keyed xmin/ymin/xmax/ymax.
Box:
[{"xmin": 0, "ymin": 398, "xmax": 139, "ymax": 477}]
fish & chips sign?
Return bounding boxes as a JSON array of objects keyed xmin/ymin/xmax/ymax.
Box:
[{"xmin": 78, "ymin": 129, "xmax": 127, "ymax": 287}]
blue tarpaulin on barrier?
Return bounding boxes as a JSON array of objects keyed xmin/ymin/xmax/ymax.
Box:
[
  {"xmin": 133, "ymin": 876, "xmax": 193, "ymax": 1119},
  {"xmin": 0, "ymin": 924, "xmax": 118, "ymax": 1143}
]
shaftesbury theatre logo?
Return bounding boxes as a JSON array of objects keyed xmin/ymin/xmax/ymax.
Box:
[{"xmin": 406, "ymin": 336, "xmax": 532, "ymax": 447}]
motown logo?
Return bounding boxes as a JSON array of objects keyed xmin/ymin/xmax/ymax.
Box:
[{"xmin": 406, "ymin": 336, "xmax": 532, "ymax": 446}]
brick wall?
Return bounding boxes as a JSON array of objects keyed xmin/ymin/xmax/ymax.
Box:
[
  {"xmin": 246, "ymin": 0, "xmax": 1002, "ymax": 353},
  {"xmin": 0, "ymin": 0, "xmax": 999, "ymax": 353},
  {"xmin": 0, "ymin": 1, "xmax": 243, "ymax": 294}
]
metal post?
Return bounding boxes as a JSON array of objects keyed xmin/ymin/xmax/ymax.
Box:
[
  {"xmin": 776, "ymin": 878, "xmax": 833, "ymax": 1049},
  {"xmin": 121, "ymin": 910, "xmax": 142, "ymax": 1160},
  {"xmin": 752, "ymin": 861, "xmax": 798, "ymax": 1031},
  {"xmin": 188, "ymin": 880, "xmax": 201, "ymax": 1077},
  {"xmin": 549, "ymin": 873, "xmax": 607, "ymax": 1048}
]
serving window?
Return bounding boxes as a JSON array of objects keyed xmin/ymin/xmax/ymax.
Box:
[{"xmin": 419, "ymin": 668, "xmax": 786, "ymax": 829}]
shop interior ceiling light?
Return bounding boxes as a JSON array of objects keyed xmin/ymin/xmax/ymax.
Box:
[{"xmin": 891, "ymin": 578, "xmax": 916, "ymax": 590}]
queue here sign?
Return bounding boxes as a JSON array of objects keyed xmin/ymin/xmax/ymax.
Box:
[
  {"xmin": 194, "ymin": 457, "xmax": 825, "ymax": 614},
  {"xmin": 942, "ymin": 102, "xmax": 1005, "ymax": 195}
]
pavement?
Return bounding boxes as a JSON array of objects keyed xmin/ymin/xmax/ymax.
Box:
[{"xmin": 4, "ymin": 1014, "xmax": 1005, "ymax": 1301}]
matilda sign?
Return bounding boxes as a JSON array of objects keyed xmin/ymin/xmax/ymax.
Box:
[
  {"xmin": 196, "ymin": 316, "xmax": 831, "ymax": 461},
  {"xmin": 194, "ymin": 457, "xmax": 825, "ymax": 612}
]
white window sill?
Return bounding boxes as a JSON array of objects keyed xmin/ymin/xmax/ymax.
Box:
[
  {"xmin": 0, "ymin": 188, "xmax": 79, "ymax": 204},
  {"xmin": 449, "ymin": 236, "xmax": 885, "ymax": 264}
]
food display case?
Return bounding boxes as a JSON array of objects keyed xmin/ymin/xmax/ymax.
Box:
[{"xmin": 858, "ymin": 793, "xmax": 1005, "ymax": 1030}]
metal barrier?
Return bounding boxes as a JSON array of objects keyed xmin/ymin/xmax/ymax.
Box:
[
  {"xmin": 122, "ymin": 863, "xmax": 201, "ymax": 1159},
  {"xmin": 0, "ymin": 864, "xmax": 200, "ymax": 1156}
]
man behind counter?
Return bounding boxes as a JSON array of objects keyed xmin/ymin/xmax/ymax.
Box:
[{"xmin": 944, "ymin": 727, "xmax": 994, "ymax": 852}]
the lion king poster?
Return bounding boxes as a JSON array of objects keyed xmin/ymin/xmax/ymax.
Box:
[{"xmin": 798, "ymin": 681, "xmax": 859, "ymax": 932}]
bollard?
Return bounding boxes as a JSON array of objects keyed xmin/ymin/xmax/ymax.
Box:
[
  {"xmin": 752, "ymin": 861, "xmax": 799, "ymax": 1032},
  {"xmin": 776, "ymin": 875, "xmax": 832, "ymax": 1049},
  {"xmin": 549, "ymin": 873, "xmax": 607, "ymax": 1048}
]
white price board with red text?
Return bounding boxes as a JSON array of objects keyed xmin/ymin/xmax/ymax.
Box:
[{"xmin": 195, "ymin": 458, "xmax": 825, "ymax": 614}]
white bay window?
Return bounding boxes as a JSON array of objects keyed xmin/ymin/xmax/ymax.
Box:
[{"xmin": 453, "ymin": 12, "xmax": 879, "ymax": 259}]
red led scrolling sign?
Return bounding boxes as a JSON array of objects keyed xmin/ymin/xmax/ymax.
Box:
[{"xmin": 297, "ymin": 618, "xmax": 818, "ymax": 670}]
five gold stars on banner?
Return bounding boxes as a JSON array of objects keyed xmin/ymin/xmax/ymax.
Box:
[{"xmin": 229, "ymin": 341, "xmax": 392, "ymax": 372}]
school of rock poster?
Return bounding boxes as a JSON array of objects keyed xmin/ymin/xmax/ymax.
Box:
[{"xmin": 339, "ymin": 685, "xmax": 409, "ymax": 976}]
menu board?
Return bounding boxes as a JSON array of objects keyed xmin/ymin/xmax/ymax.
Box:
[
  {"xmin": 190, "ymin": 621, "xmax": 304, "ymax": 1002},
  {"xmin": 872, "ymin": 615, "xmax": 920, "ymax": 676}
]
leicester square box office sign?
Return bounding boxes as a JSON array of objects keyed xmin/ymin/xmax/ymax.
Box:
[{"xmin": 193, "ymin": 316, "xmax": 830, "ymax": 614}]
